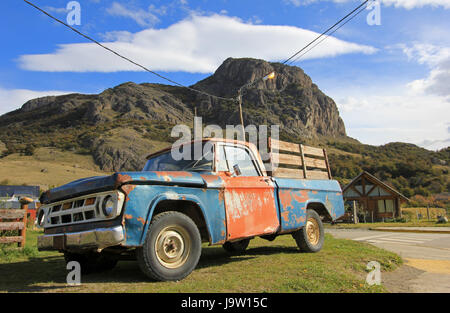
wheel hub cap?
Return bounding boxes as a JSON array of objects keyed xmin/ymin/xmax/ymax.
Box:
[
  {"xmin": 155, "ymin": 226, "xmax": 190, "ymax": 269},
  {"xmin": 306, "ymin": 218, "xmax": 320, "ymax": 245}
]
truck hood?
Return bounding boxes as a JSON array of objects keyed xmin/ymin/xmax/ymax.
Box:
[{"xmin": 40, "ymin": 171, "xmax": 207, "ymax": 204}]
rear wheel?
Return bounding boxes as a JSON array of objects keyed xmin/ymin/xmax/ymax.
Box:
[
  {"xmin": 222, "ymin": 238, "xmax": 250, "ymax": 254},
  {"xmin": 292, "ymin": 209, "xmax": 324, "ymax": 253},
  {"xmin": 137, "ymin": 211, "xmax": 202, "ymax": 281}
]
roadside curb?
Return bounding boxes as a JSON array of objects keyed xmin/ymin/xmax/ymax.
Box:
[{"xmin": 370, "ymin": 227, "xmax": 450, "ymax": 234}]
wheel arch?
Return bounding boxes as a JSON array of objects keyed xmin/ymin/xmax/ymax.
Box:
[
  {"xmin": 306, "ymin": 201, "xmax": 333, "ymax": 223},
  {"xmin": 140, "ymin": 195, "xmax": 212, "ymax": 245}
]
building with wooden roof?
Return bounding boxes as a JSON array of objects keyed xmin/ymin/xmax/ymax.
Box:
[{"xmin": 342, "ymin": 171, "xmax": 409, "ymax": 221}]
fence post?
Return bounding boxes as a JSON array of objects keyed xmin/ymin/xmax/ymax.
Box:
[{"xmin": 18, "ymin": 197, "xmax": 32, "ymax": 248}]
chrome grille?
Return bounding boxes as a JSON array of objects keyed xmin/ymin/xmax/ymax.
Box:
[{"xmin": 41, "ymin": 191, "xmax": 124, "ymax": 228}]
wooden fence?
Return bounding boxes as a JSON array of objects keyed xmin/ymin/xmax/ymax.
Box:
[{"xmin": 0, "ymin": 197, "xmax": 32, "ymax": 248}]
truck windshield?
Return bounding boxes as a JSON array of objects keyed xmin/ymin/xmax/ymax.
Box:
[{"xmin": 143, "ymin": 144, "xmax": 213, "ymax": 172}]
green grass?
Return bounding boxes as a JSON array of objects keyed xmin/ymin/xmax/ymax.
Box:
[{"xmin": 0, "ymin": 229, "xmax": 402, "ymax": 293}]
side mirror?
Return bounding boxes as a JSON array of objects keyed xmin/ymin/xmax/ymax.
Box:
[{"xmin": 233, "ymin": 164, "xmax": 242, "ymax": 177}]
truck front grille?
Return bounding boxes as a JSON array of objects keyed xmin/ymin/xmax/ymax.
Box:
[{"xmin": 42, "ymin": 191, "xmax": 124, "ymax": 228}]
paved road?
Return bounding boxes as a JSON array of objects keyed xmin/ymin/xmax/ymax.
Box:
[{"xmin": 326, "ymin": 229, "xmax": 450, "ymax": 293}]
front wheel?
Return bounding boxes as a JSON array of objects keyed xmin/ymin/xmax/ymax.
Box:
[
  {"xmin": 292, "ymin": 209, "xmax": 324, "ymax": 253},
  {"xmin": 137, "ymin": 211, "xmax": 202, "ymax": 281}
]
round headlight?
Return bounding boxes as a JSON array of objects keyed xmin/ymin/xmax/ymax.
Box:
[{"xmin": 102, "ymin": 196, "xmax": 115, "ymax": 218}]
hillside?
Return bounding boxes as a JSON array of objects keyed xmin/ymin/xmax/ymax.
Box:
[{"xmin": 0, "ymin": 57, "xmax": 448, "ymax": 204}]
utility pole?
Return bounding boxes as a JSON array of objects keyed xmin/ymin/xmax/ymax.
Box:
[
  {"xmin": 237, "ymin": 89, "xmax": 245, "ymax": 140},
  {"xmin": 236, "ymin": 71, "xmax": 276, "ymax": 141}
]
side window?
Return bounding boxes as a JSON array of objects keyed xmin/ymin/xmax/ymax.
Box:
[
  {"xmin": 224, "ymin": 146, "xmax": 259, "ymax": 177},
  {"xmin": 216, "ymin": 145, "xmax": 229, "ymax": 172}
]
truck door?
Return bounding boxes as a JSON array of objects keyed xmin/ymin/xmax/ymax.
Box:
[{"xmin": 217, "ymin": 143, "xmax": 279, "ymax": 241}]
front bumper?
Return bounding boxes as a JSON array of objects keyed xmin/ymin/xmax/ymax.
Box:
[{"xmin": 38, "ymin": 225, "xmax": 125, "ymax": 251}]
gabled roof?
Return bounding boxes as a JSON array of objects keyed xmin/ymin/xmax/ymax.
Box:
[
  {"xmin": 0, "ymin": 185, "xmax": 40, "ymax": 198},
  {"xmin": 343, "ymin": 171, "xmax": 409, "ymax": 202}
]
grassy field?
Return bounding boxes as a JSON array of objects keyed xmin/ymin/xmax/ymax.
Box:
[
  {"xmin": 0, "ymin": 147, "xmax": 109, "ymax": 190},
  {"xmin": 0, "ymin": 229, "xmax": 402, "ymax": 293},
  {"xmin": 402, "ymin": 207, "xmax": 448, "ymax": 220}
]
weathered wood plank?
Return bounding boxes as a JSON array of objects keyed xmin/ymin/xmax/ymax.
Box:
[
  {"xmin": 272, "ymin": 167, "xmax": 305, "ymax": 179},
  {"xmin": 304, "ymin": 157, "xmax": 327, "ymax": 169},
  {"xmin": 270, "ymin": 138, "xmax": 300, "ymax": 153},
  {"xmin": 271, "ymin": 153, "xmax": 303, "ymax": 166},
  {"xmin": 0, "ymin": 210, "xmax": 26, "ymax": 219},
  {"xmin": 302, "ymin": 145, "xmax": 325, "ymax": 157},
  {"xmin": 0, "ymin": 222, "xmax": 24, "ymax": 231},
  {"xmin": 306, "ymin": 170, "xmax": 330, "ymax": 180},
  {"xmin": 323, "ymin": 148, "xmax": 332, "ymax": 179},
  {"xmin": 0, "ymin": 236, "xmax": 23, "ymax": 243}
]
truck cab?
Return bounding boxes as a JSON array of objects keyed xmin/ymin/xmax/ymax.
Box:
[{"xmin": 37, "ymin": 138, "xmax": 344, "ymax": 281}]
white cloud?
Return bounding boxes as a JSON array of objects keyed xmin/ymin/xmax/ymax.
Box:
[
  {"xmin": 18, "ymin": 14, "xmax": 376, "ymax": 73},
  {"xmin": 334, "ymin": 89, "xmax": 449, "ymax": 150},
  {"xmin": 331, "ymin": 43, "xmax": 450, "ymax": 150},
  {"xmin": 330, "ymin": 43, "xmax": 450, "ymax": 150},
  {"xmin": 106, "ymin": 2, "xmax": 160, "ymax": 27},
  {"xmin": 0, "ymin": 88, "xmax": 73, "ymax": 116},
  {"xmin": 403, "ymin": 44, "xmax": 450, "ymax": 101},
  {"xmin": 285, "ymin": 0, "xmax": 450, "ymax": 9},
  {"xmin": 328, "ymin": 43, "xmax": 450, "ymax": 150}
]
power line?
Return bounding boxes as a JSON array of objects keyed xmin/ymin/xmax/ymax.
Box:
[
  {"xmin": 282, "ymin": 0, "xmax": 369, "ymax": 65},
  {"xmin": 23, "ymin": 0, "xmax": 235, "ymax": 102},
  {"xmin": 289, "ymin": 4, "xmax": 368, "ymax": 64}
]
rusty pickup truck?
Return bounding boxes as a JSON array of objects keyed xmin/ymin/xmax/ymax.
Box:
[{"xmin": 37, "ymin": 138, "xmax": 344, "ymax": 281}]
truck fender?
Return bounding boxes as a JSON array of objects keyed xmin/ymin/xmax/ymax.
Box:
[{"xmin": 138, "ymin": 193, "xmax": 213, "ymax": 245}]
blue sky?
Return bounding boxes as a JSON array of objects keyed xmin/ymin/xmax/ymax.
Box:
[{"xmin": 1, "ymin": 0, "xmax": 449, "ymax": 150}]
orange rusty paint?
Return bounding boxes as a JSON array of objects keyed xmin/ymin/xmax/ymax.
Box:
[
  {"xmin": 294, "ymin": 215, "xmax": 306, "ymax": 224},
  {"xmin": 279, "ymin": 189, "xmax": 294, "ymax": 210},
  {"xmin": 312, "ymin": 190, "xmax": 318, "ymax": 194},
  {"xmin": 140, "ymin": 176, "xmax": 146, "ymax": 180},
  {"xmin": 137, "ymin": 217, "xmax": 146, "ymax": 225},
  {"xmin": 281, "ymin": 211, "xmax": 289, "ymax": 222},
  {"xmin": 116, "ymin": 174, "xmax": 132, "ymax": 186},
  {"xmin": 124, "ymin": 214, "xmax": 133, "ymax": 220},
  {"xmin": 121, "ymin": 184, "xmax": 137, "ymax": 202},
  {"xmin": 200, "ymin": 174, "xmax": 221, "ymax": 184},
  {"xmin": 292, "ymin": 190, "xmax": 309, "ymax": 203},
  {"xmin": 222, "ymin": 176, "xmax": 279, "ymax": 240},
  {"xmin": 155, "ymin": 171, "xmax": 193, "ymax": 178}
]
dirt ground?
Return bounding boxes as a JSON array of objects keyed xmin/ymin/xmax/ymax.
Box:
[{"xmin": 382, "ymin": 265, "xmax": 425, "ymax": 293}]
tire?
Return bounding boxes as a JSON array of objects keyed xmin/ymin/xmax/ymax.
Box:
[
  {"xmin": 222, "ymin": 238, "xmax": 250, "ymax": 254},
  {"xmin": 292, "ymin": 209, "xmax": 324, "ymax": 253},
  {"xmin": 64, "ymin": 252, "xmax": 118, "ymax": 274},
  {"xmin": 136, "ymin": 211, "xmax": 202, "ymax": 281}
]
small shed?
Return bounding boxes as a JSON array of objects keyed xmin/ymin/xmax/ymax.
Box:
[{"xmin": 342, "ymin": 171, "xmax": 409, "ymax": 221}]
